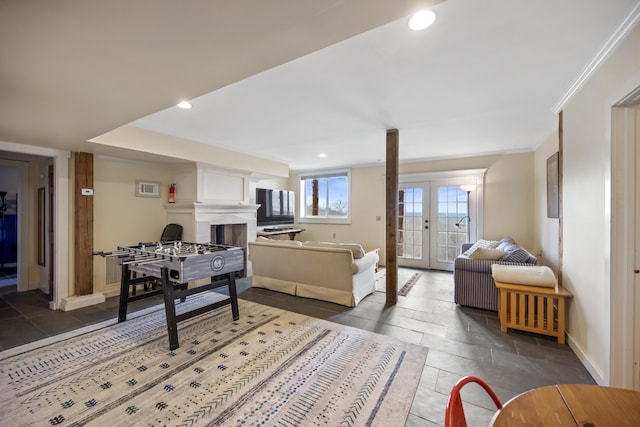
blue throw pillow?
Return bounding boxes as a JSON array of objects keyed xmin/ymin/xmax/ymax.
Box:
[
  {"xmin": 496, "ymin": 237, "xmax": 515, "ymax": 251},
  {"xmin": 502, "ymin": 247, "xmax": 535, "ymax": 263}
]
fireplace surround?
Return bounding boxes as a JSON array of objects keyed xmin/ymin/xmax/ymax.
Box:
[{"xmin": 165, "ymin": 203, "xmax": 259, "ymax": 276}]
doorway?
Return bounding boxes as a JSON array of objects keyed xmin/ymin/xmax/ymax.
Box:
[
  {"xmin": 397, "ymin": 178, "xmax": 479, "ymax": 271},
  {"xmin": 610, "ymin": 98, "xmax": 640, "ymax": 390},
  {"xmin": 398, "ymin": 183, "xmax": 429, "ymax": 269},
  {"xmin": 0, "ymin": 144, "xmax": 69, "ymax": 311},
  {"xmin": 0, "ymin": 160, "xmax": 28, "ymax": 291},
  {"xmin": 0, "ymin": 167, "xmax": 18, "ymax": 288}
]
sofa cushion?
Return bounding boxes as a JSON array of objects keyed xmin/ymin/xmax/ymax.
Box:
[
  {"xmin": 462, "ymin": 239, "xmax": 500, "ymax": 257},
  {"xmin": 470, "ymin": 248, "xmax": 507, "ymax": 260},
  {"xmin": 256, "ymin": 236, "xmax": 302, "ymax": 246},
  {"xmin": 501, "ymin": 246, "xmax": 537, "ymax": 263},
  {"xmin": 496, "ymin": 237, "xmax": 516, "ymax": 251},
  {"xmin": 302, "ymin": 241, "xmax": 365, "ymax": 259}
]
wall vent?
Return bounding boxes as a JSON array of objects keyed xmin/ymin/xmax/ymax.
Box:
[{"xmin": 135, "ymin": 180, "xmax": 160, "ymax": 197}]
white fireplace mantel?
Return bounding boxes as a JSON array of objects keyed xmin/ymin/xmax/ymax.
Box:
[
  {"xmin": 165, "ymin": 202, "xmax": 260, "ymax": 243},
  {"xmin": 165, "ymin": 202, "xmax": 260, "ymax": 214}
]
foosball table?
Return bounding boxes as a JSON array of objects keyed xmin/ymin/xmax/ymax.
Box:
[{"xmin": 96, "ymin": 241, "xmax": 244, "ymax": 350}]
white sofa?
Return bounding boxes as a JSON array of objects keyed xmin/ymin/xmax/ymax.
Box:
[{"xmin": 247, "ymin": 239, "xmax": 379, "ymax": 307}]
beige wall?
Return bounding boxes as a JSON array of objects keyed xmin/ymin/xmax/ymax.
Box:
[
  {"xmin": 482, "ymin": 153, "xmax": 534, "ymax": 249},
  {"xmin": 92, "ymin": 157, "xmax": 173, "ymax": 295},
  {"xmin": 561, "ymin": 23, "xmax": 640, "ymax": 384},
  {"xmin": 291, "ymin": 151, "xmax": 535, "ymax": 264},
  {"xmin": 533, "ymin": 132, "xmax": 560, "ymax": 271}
]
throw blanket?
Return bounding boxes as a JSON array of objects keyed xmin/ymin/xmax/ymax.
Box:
[{"xmin": 491, "ymin": 264, "xmax": 557, "ymax": 287}]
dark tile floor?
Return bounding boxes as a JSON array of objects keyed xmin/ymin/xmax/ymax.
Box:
[{"xmin": 0, "ymin": 269, "xmax": 594, "ymax": 426}]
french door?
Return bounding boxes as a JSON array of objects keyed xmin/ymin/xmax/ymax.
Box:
[
  {"xmin": 430, "ymin": 183, "xmax": 472, "ymax": 271},
  {"xmin": 398, "ymin": 181, "xmax": 475, "ymax": 271},
  {"xmin": 398, "ymin": 184, "xmax": 429, "ymax": 269}
]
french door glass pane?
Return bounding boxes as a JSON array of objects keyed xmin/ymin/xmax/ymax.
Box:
[
  {"xmin": 437, "ymin": 186, "xmax": 468, "ymax": 263},
  {"xmin": 399, "ymin": 188, "xmax": 423, "ymax": 260}
]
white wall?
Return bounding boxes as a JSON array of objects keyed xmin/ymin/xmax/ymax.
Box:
[
  {"xmin": 561, "ymin": 22, "xmax": 640, "ymax": 384},
  {"xmin": 482, "ymin": 153, "xmax": 534, "ymax": 249},
  {"xmin": 533, "ymin": 132, "xmax": 560, "ymax": 271}
]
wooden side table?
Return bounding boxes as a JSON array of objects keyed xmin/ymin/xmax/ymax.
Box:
[{"xmin": 495, "ymin": 281, "xmax": 572, "ymax": 344}]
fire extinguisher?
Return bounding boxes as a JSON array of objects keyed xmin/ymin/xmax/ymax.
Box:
[{"xmin": 169, "ymin": 184, "xmax": 176, "ymax": 203}]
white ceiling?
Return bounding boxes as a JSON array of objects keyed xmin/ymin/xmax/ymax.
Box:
[
  {"xmin": 130, "ymin": 0, "xmax": 640, "ymax": 171},
  {"xmin": 2, "ymin": 0, "xmax": 639, "ymax": 172}
]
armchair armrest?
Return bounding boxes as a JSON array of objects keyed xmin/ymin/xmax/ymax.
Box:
[
  {"xmin": 352, "ymin": 250, "xmax": 379, "ymax": 274},
  {"xmin": 454, "ymin": 256, "xmax": 497, "ymax": 274},
  {"xmin": 454, "ymin": 256, "xmax": 538, "ymax": 274}
]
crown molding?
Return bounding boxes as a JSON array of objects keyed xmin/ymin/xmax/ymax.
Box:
[{"xmin": 552, "ymin": 3, "xmax": 640, "ymax": 113}]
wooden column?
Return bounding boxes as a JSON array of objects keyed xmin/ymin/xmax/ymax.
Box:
[
  {"xmin": 386, "ymin": 129, "xmax": 399, "ymax": 304},
  {"xmin": 74, "ymin": 152, "xmax": 94, "ymax": 296},
  {"xmin": 312, "ymin": 179, "xmax": 319, "ymax": 216}
]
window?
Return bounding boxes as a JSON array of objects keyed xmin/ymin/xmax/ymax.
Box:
[{"xmin": 298, "ymin": 169, "xmax": 351, "ymax": 224}]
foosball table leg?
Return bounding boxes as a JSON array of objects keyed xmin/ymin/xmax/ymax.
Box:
[
  {"xmin": 228, "ymin": 273, "xmax": 240, "ymax": 321},
  {"xmin": 180, "ymin": 283, "xmax": 187, "ymax": 302},
  {"xmin": 118, "ymin": 263, "xmax": 131, "ymax": 322},
  {"xmin": 161, "ymin": 267, "xmax": 180, "ymax": 350}
]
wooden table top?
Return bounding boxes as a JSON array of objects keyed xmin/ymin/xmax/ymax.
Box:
[
  {"xmin": 491, "ymin": 384, "xmax": 640, "ymax": 427},
  {"xmin": 558, "ymin": 384, "xmax": 640, "ymax": 426}
]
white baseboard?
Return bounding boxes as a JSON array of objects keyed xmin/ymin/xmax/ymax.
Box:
[
  {"xmin": 59, "ymin": 293, "xmax": 106, "ymax": 311},
  {"xmin": 567, "ymin": 332, "xmax": 606, "ymax": 385}
]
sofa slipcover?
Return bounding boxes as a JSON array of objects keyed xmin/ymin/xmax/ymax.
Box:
[
  {"xmin": 454, "ymin": 238, "xmax": 538, "ymax": 311},
  {"xmin": 248, "ymin": 240, "xmax": 379, "ymax": 307}
]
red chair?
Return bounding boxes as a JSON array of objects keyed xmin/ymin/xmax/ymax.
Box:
[{"xmin": 445, "ymin": 375, "xmax": 503, "ymax": 427}]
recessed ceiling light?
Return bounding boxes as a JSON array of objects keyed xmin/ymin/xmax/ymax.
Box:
[
  {"xmin": 319, "ymin": 153, "xmax": 327, "ymax": 158},
  {"xmin": 177, "ymin": 101, "xmax": 192, "ymax": 109},
  {"xmin": 408, "ymin": 10, "xmax": 436, "ymax": 30}
]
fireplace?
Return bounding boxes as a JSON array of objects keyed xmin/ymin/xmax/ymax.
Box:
[
  {"xmin": 211, "ymin": 223, "xmax": 248, "ymax": 276},
  {"xmin": 211, "ymin": 223, "xmax": 246, "ymax": 247},
  {"xmin": 164, "ymin": 203, "xmax": 260, "ymax": 277}
]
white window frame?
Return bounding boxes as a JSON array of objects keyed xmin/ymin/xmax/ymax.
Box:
[{"xmin": 298, "ymin": 168, "xmax": 351, "ymax": 224}]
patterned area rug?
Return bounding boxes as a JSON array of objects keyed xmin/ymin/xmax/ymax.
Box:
[
  {"xmin": 0, "ymin": 293, "xmax": 428, "ymax": 426},
  {"xmin": 375, "ymin": 268, "xmax": 423, "ymax": 296}
]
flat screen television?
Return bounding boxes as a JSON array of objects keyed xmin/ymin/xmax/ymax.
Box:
[{"xmin": 256, "ymin": 188, "xmax": 295, "ymax": 227}]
